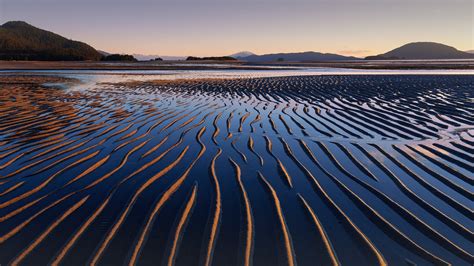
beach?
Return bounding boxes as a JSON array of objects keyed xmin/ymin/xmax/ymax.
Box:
[{"xmin": 0, "ymin": 72, "xmax": 472, "ymax": 265}]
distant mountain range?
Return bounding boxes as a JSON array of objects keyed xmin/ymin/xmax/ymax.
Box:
[
  {"xmin": 98, "ymin": 51, "xmax": 184, "ymax": 61},
  {"xmin": 0, "ymin": 21, "xmax": 472, "ymax": 62},
  {"xmin": 365, "ymin": 42, "xmax": 474, "ymax": 60},
  {"xmin": 465, "ymin": 50, "xmax": 474, "ymax": 54},
  {"xmin": 229, "ymin": 51, "xmax": 256, "ymax": 58},
  {"xmin": 186, "ymin": 56, "xmax": 237, "ymax": 61},
  {"xmin": 0, "ymin": 21, "xmax": 102, "ymax": 61},
  {"xmin": 241, "ymin": 51, "xmax": 360, "ymax": 62},
  {"xmin": 242, "ymin": 43, "xmax": 474, "ymax": 62}
]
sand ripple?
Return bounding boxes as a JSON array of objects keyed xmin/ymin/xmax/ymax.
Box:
[{"xmin": 0, "ymin": 75, "xmax": 472, "ymax": 265}]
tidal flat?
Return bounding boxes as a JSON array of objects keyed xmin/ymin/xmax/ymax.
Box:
[{"xmin": 0, "ymin": 72, "xmax": 472, "ymax": 265}]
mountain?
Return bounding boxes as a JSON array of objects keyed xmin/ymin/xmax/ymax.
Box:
[
  {"xmin": 0, "ymin": 21, "xmax": 102, "ymax": 61},
  {"xmin": 97, "ymin": 50, "xmax": 111, "ymax": 56},
  {"xmin": 365, "ymin": 42, "xmax": 474, "ymax": 60},
  {"xmin": 241, "ymin": 51, "xmax": 359, "ymax": 62},
  {"xmin": 160, "ymin": 55, "xmax": 186, "ymax": 60},
  {"xmin": 131, "ymin": 54, "xmax": 186, "ymax": 61},
  {"xmin": 186, "ymin": 56, "xmax": 237, "ymax": 61},
  {"xmin": 229, "ymin": 51, "xmax": 255, "ymax": 58},
  {"xmin": 465, "ymin": 50, "xmax": 474, "ymax": 54},
  {"xmin": 132, "ymin": 54, "xmax": 161, "ymax": 61}
]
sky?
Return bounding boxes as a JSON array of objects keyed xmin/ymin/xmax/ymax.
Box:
[{"xmin": 0, "ymin": 0, "xmax": 472, "ymax": 57}]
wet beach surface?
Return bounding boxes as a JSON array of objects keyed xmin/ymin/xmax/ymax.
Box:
[{"xmin": 0, "ymin": 73, "xmax": 473, "ymax": 265}]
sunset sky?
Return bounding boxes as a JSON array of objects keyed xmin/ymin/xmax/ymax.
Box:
[{"xmin": 1, "ymin": 0, "xmax": 472, "ymax": 57}]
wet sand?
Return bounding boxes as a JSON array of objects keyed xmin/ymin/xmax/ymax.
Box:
[{"xmin": 0, "ymin": 74, "xmax": 473, "ymax": 265}]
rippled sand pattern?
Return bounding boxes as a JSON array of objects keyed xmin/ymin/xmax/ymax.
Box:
[{"xmin": 0, "ymin": 75, "xmax": 473, "ymax": 266}]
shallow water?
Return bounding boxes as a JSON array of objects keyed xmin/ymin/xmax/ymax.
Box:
[
  {"xmin": 0, "ymin": 73, "xmax": 472, "ymax": 265},
  {"xmin": 1, "ymin": 67, "xmax": 474, "ymax": 90}
]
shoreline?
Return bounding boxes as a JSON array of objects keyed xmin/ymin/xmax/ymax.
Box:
[{"xmin": 0, "ymin": 59, "xmax": 473, "ymax": 71}]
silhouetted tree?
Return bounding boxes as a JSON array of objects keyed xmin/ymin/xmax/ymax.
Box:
[{"xmin": 101, "ymin": 54, "xmax": 138, "ymax": 62}]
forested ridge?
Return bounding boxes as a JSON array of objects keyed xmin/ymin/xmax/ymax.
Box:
[{"xmin": 0, "ymin": 21, "xmax": 102, "ymax": 61}]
